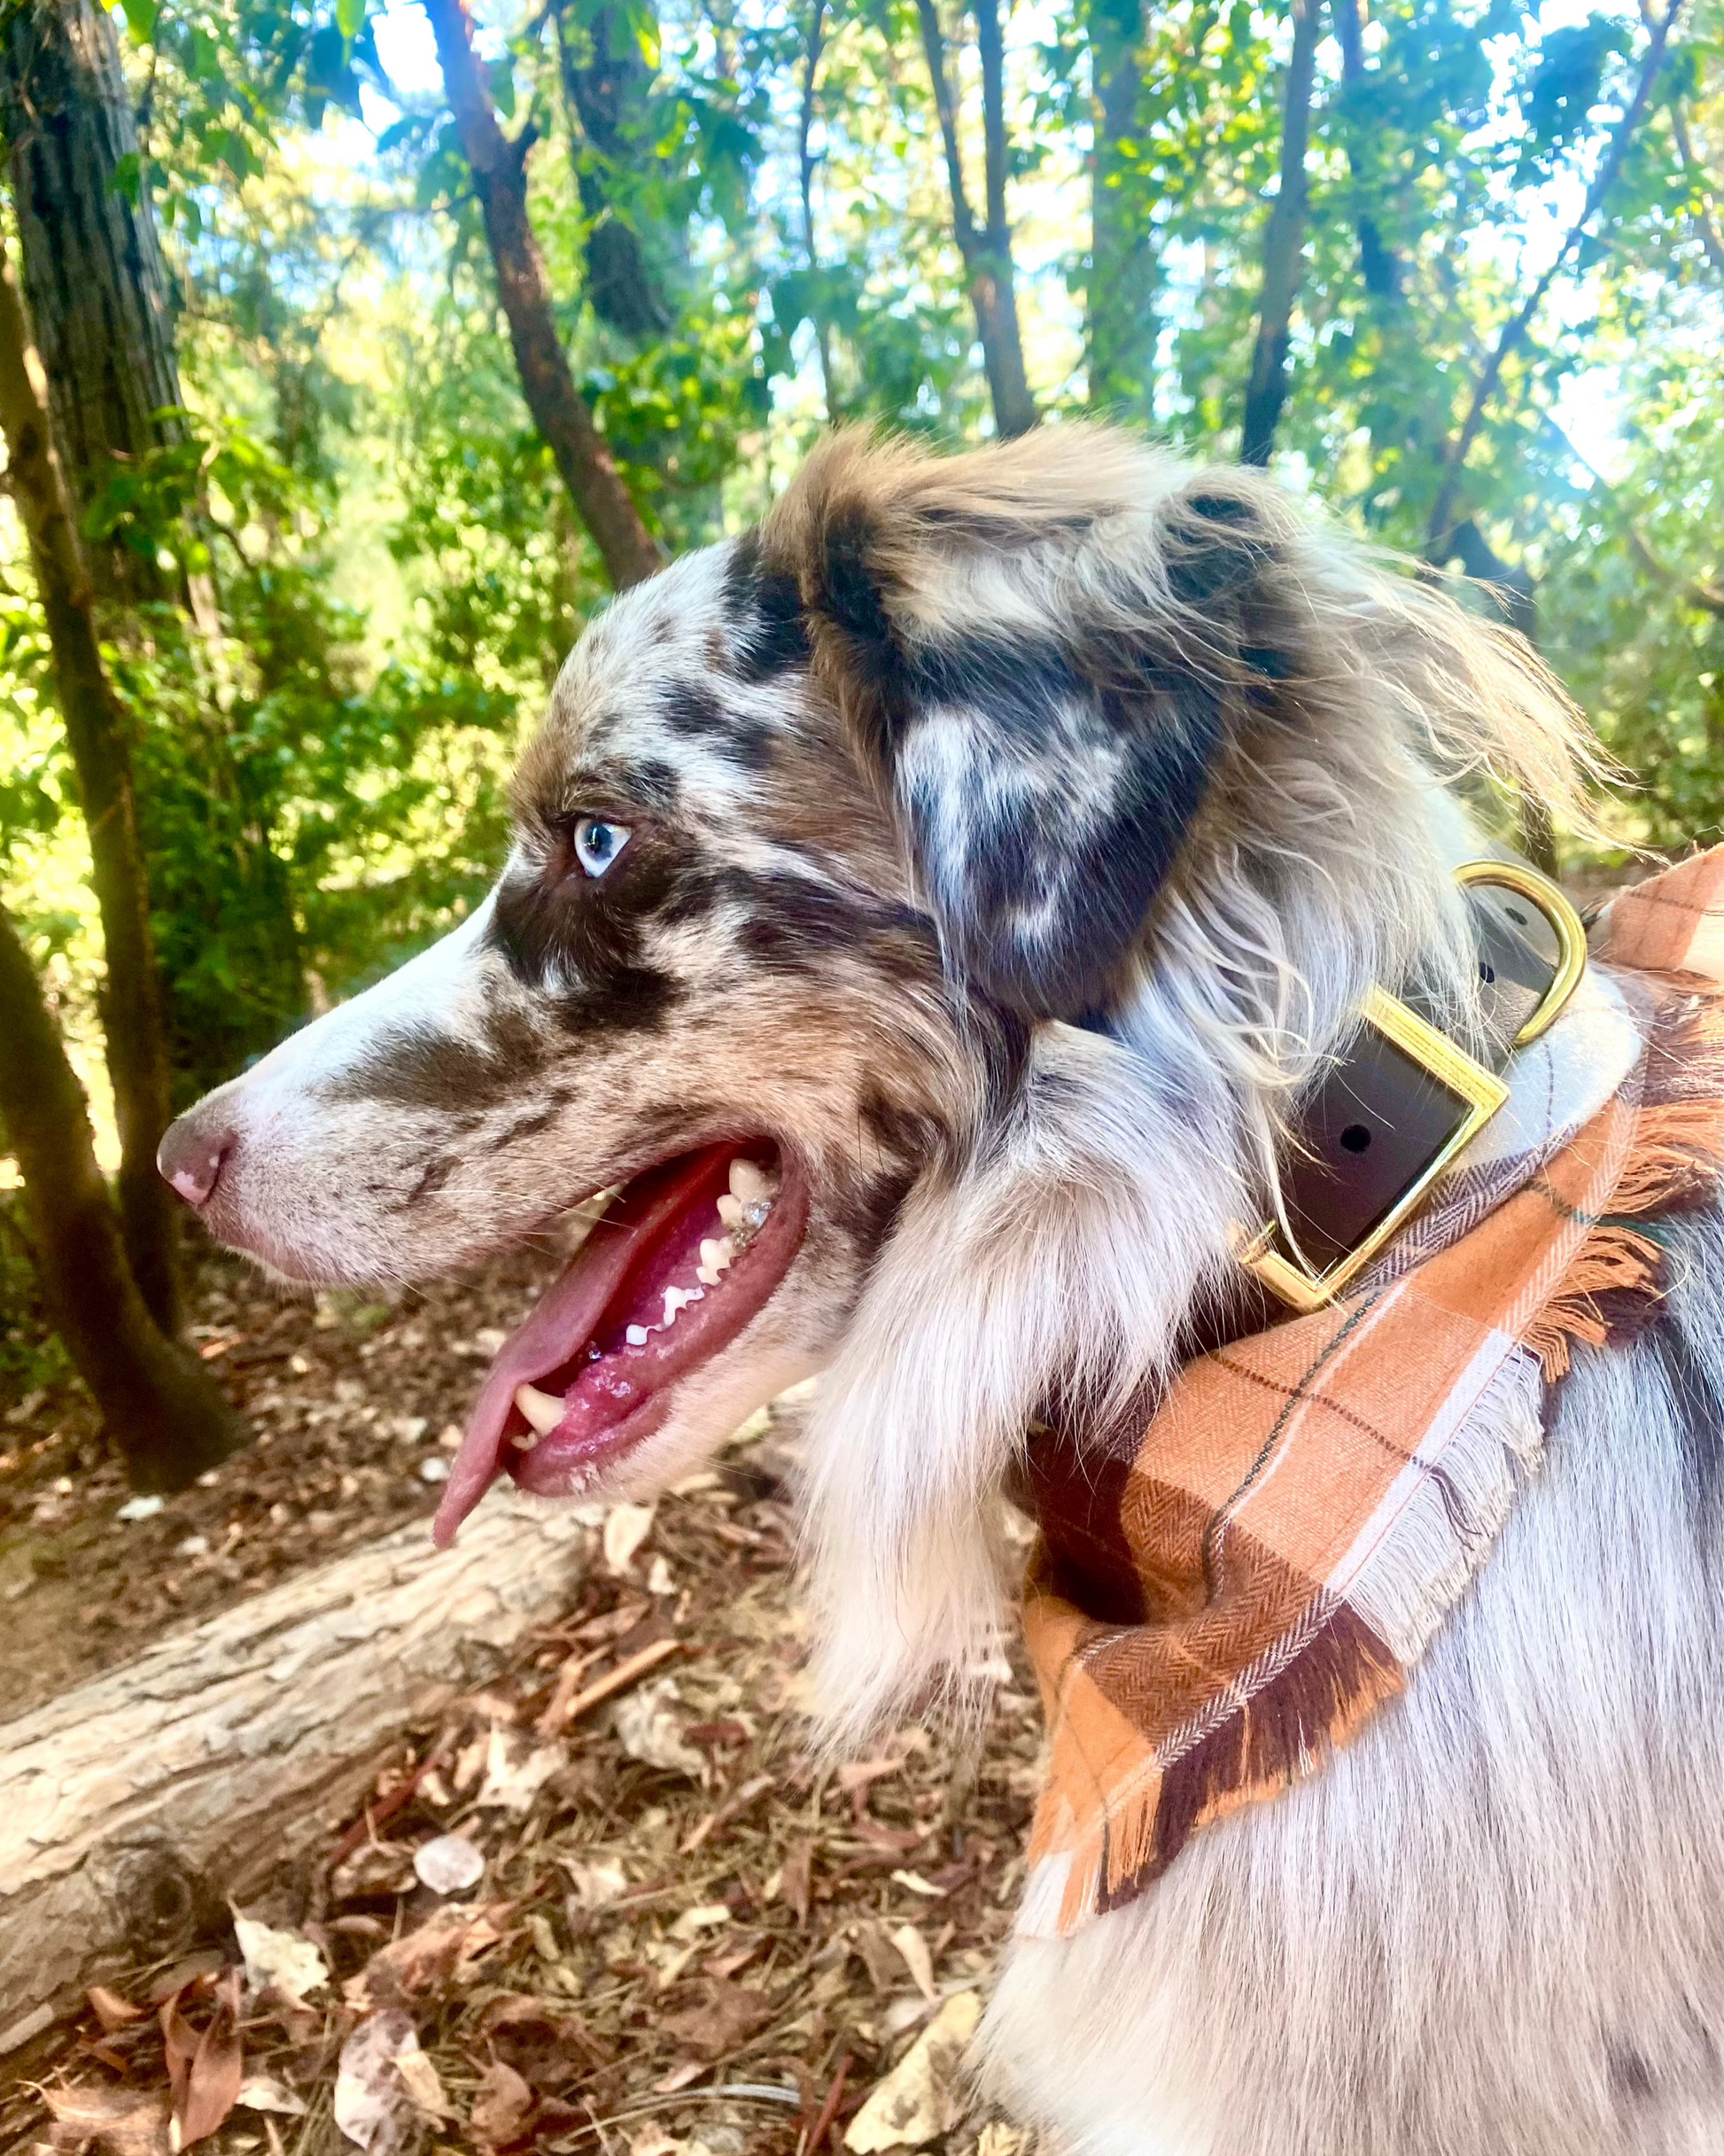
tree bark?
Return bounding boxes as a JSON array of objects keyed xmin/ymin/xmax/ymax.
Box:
[
  {"xmin": 0, "ymin": 1487, "xmax": 589, "ymax": 2045},
  {"xmin": 1332, "ymin": 0, "xmax": 1400, "ymax": 300},
  {"xmin": 797, "ymin": 0, "xmax": 837, "ymax": 420},
  {"xmin": 1670, "ymin": 95, "xmax": 1724, "ymax": 276},
  {"xmin": 916, "ymin": 0, "xmax": 1037, "ymax": 439},
  {"xmin": 554, "ymin": 0, "xmax": 675, "ymax": 340},
  {"xmin": 0, "ymin": 225, "xmax": 183, "ymax": 1338},
  {"xmin": 1241, "ymin": 0, "xmax": 1320, "ymax": 464},
  {"xmin": 0, "ymin": 898, "xmax": 245, "ymax": 1492},
  {"xmin": 425, "ymin": 0, "xmax": 663, "ymax": 592},
  {"xmin": 0, "ymin": 0, "xmax": 185, "ymax": 605},
  {"xmin": 1425, "ymin": 0, "xmax": 1685, "ymax": 551},
  {"xmin": 1089, "ymin": 0, "xmax": 1156, "ymax": 418}
]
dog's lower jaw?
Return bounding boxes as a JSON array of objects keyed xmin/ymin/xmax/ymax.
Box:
[{"xmin": 977, "ymin": 1205, "xmax": 1724, "ymax": 2156}]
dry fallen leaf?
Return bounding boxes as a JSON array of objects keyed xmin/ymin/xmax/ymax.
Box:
[
  {"xmin": 84, "ymin": 1985, "xmax": 144, "ymax": 2034},
  {"xmin": 232, "ymin": 1912, "xmax": 330, "ymax": 2001},
  {"xmin": 561, "ymin": 1854, "xmax": 627, "ymax": 1909},
  {"xmin": 613, "ymin": 1676, "xmax": 703, "ymax": 1776},
  {"xmin": 412, "ymin": 1832, "xmax": 485, "ymax": 1895},
  {"xmin": 481, "ymin": 1995, "xmax": 602, "ymax": 2089},
  {"xmin": 41, "ymin": 2085, "xmax": 170, "ymax": 2156},
  {"xmin": 342, "ymin": 1902, "xmax": 513, "ymax": 2009},
  {"xmin": 843, "ymin": 1989, "xmax": 982, "ymax": 2152},
  {"xmin": 469, "ymin": 2059, "xmax": 536, "ymax": 2149},
  {"xmin": 889, "ymin": 1921, "xmax": 937, "ymax": 2004},
  {"xmin": 602, "ymin": 1501, "xmax": 656, "ymax": 1576},
  {"xmin": 658, "ymin": 1977, "xmax": 773, "ymax": 2062},
  {"xmin": 159, "ymin": 1973, "xmax": 244, "ymax": 2150},
  {"xmin": 332, "ymin": 2009, "xmax": 419, "ymax": 2154},
  {"xmin": 392, "ymin": 2043, "xmax": 451, "ymax": 2119},
  {"xmin": 330, "ymin": 1841, "xmax": 417, "ymax": 1899},
  {"xmin": 777, "ymin": 1837, "xmax": 813, "ymax": 1923},
  {"xmin": 974, "ymin": 2127, "xmax": 1029, "ymax": 2156},
  {"xmin": 477, "ymin": 1725, "xmax": 568, "ymax": 1812},
  {"xmin": 235, "ymin": 2075, "xmax": 307, "ymax": 2118}
]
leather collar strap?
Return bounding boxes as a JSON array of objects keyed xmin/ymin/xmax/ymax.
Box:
[{"xmin": 1240, "ymin": 861, "xmax": 1589, "ymax": 1312}]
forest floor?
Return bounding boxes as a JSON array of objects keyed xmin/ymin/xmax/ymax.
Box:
[
  {"xmin": 0, "ymin": 1226, "xmax": 593, "ymax": 1717},
  {"xmin": 0, "ymin": 1243, "xmax": 1045, "ymax": 2156}
]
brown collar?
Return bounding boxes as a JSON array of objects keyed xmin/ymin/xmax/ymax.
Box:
[{"xmin": 1239, "ymin": 861, "xmax": 1588, "ymax": 1312}]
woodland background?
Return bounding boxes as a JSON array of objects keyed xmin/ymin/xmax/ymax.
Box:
[{"xmin": 1, "ymin": 0, "xmax": 1723, "ymax": 1480}]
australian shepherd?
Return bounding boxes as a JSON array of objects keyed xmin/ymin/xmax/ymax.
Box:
[{"xmin": 160, "ymin": 428, "xmax": 1724, "ymax": 2156}]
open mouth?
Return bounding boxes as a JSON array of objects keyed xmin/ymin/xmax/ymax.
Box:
[{"xmin": 432, "ymin": 1142, "xmax": 807, "ymax": 1545}]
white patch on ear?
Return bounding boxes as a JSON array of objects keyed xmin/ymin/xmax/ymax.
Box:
[{"xmin": 896, "ymin": 696, "xmax": 1141, "ymax": 1008}]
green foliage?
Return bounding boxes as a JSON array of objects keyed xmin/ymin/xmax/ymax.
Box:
[{"xmin": 2, "ymin": 0, "xmax": 1723, "ymax": 1201}]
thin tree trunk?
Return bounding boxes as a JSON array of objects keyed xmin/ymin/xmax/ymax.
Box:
[
  {"xmin": 1425, "ymin": 0, "xmax": 1685, "ymax": 551},
  {"xmin": 425, "ymin": 0, "xmax": 663, "ymax": 591},
  {"xmin": 0, "ymin": 898, "xmax": 246, "ymax": 1491},
  {"xmin": 0, "ymin": 226, "xmax": 182, "ymax": 1338},
  {"xmin": 554, "ymin": 0, "xmax": 674, "ymax": 340},
  {"xmin": 916, "ymin": 0, "xmax": 1037, "ymax": 438},
  {"xmin": 1670, "ymin": 96, "xmax": 1724, "ymax": 275},
  {"xmin": 1332, "ymin": 0, "xmax": 1399, "ymax": 299},
  {"xmin": 1089, "ymin": 0, "xmax": 1156, "ymax": 418},
  {"xmin": 798, "ymin": 0, "xmax": 837, "ymax": 421},
  {"xmin": 0, "ymin": 0, "xmax": 183, "ymax": 606},
  {"xmin": 1241, "ymin": 0, "xmax": 1320, "ymax": 464}
]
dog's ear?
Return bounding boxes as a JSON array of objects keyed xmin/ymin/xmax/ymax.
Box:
[{"xmin": 764, "ymin": 430, "xmax": 1288, "ymax": 1022}]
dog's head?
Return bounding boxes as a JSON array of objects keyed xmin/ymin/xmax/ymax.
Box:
[{"xmin": 161, "ymin": 426, "xmax": 1595, "ymax": 1730}]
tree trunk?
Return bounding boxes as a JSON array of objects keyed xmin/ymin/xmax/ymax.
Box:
[
  {"xmin": 1425, "ymin": 0, "xmax": 1685, "ymax": 552},
  {"xmin": 554, "ymin": 0, "xmax": 675, "ymax": 341},
  {"xmin": 1671, "ymin": 97, "xmax": 1724, "ymax": 276},
  {"xmin": 0, "ymin": 0, "xmax": 184, "ymax": 606},
  {"xmin": 0, "ymin": 898, "xmax": 246, "ymax": 1491},
  {"xmin": 916, "ymin": 0, "xmax": 1037, "ymax": 439},
  {"xmin": 425, "ymin": 0, "xmax": 664, "ymax": 592},
  {"xmin": 0, "ymin": 226, "xmax": 183, "ymax": 1339},
  {"xmin": 0, "ymin": 1487, "xmax": 589, "ymax": 2047},
  {"xmin": 1241, "ymin": 0, "xmax": 1320, "ymax": 464},
  {"xmin": 1089, "ymin": 0, "xmax": 1156, "ymax": 419},
  {"xmin": 797, "ymin": 0, "xmax": 837, "ymax": 421},
  {"xmin": 1332, "ymin": 0, "xmax": 1400, "ymax": 300}
]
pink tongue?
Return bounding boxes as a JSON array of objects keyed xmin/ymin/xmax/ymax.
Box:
[{"xmin": 431, "ymin": 1149, "xmax": 733, "ymax": 1546}]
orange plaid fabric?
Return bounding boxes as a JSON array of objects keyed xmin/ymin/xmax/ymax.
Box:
[{"xmin": 1019, "ymin": 849, "xmax": 1724, "ymax": 1940}]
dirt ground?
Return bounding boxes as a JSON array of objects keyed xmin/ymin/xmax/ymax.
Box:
[
  {"xmin": 0, "ymin": 1223, "xmax": 600, "ymax": 1717},
  {"xmin": 0, "ymin": 1243, "xmax": 1045, "ymax": 2156}
]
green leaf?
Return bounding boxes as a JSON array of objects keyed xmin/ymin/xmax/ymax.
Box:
[
  {"xmin": 108, "ymin": 151, "xmax": 143, "ymax": 206},
  {"xmin": 335, "ymin": 0, "xmax": 366, "ymax": 40},
  {"xmin": 117, "ymin": 0, "xmax": 159, "ymax": 44}
]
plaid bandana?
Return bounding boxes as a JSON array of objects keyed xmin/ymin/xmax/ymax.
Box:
[{"xmin": 1019, "ymin": 849, "xmax": 1724, "ymax": 1941}]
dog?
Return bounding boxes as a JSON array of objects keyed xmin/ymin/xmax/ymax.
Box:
[{"xmin": 159, "ymin": 427, "xmax": 1724, "ymax": 2155}]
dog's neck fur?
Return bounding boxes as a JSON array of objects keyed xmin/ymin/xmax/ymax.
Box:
[{"xmin": 803, "ymin": 749, "xmax": 1490, "ymax": 1745}]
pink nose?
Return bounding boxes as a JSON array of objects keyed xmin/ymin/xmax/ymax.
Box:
[{"xmin": 157, "ymin": 1109, "xmax": 237, "ymax": 1209}]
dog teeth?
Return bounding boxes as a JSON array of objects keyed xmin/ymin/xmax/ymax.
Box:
[
  {"xmin": 625, "ymin": 1324, "xmax": 649, "ymax": 1347},
  {"xmin": 719, "ymin": 1158, "xmax": 780, "ymax": 1252},
  {"xmin": 695, "ymin": 1235, "xmax": 735, "ymax": 1288},
  {"xmin": 514, "ymin": 1382, "xmax": 564, "ymax": 1438},
  {"xmin": 662, "ymin": 1283, "xmax": 703, "ymax": 1326},
  {"xmin": 728, "ymin": 1157, "xmax": 774, "ymax": 1207}
]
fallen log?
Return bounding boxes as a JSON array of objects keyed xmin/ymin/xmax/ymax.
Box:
[{"xmin": 0, "ymin": 1487, "xmax": 590, "ymax": 2048}]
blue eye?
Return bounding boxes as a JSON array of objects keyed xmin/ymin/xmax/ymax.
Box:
[{"xmin": 572, "ymin": 817, "xmax": 630, "ymax": 878}]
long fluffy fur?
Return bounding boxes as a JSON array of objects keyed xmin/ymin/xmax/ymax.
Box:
[
  {"xmin": 788, "ymin": 426, "xmax": 1609, "ymax": 1748},
  {"xmin": 172, "ymin": 424, "xmax": 1708, "ymax": 2156}
]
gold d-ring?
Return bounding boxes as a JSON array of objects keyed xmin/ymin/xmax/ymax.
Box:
[{"xmin": 1455, "ymin": 859, "xmax": 1588, "ymax": 1045}]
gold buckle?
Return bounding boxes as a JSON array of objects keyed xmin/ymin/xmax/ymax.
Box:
[{"xmin": 1238, "ymin": 861, "xmax": 1588, "ymax": 1313}]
